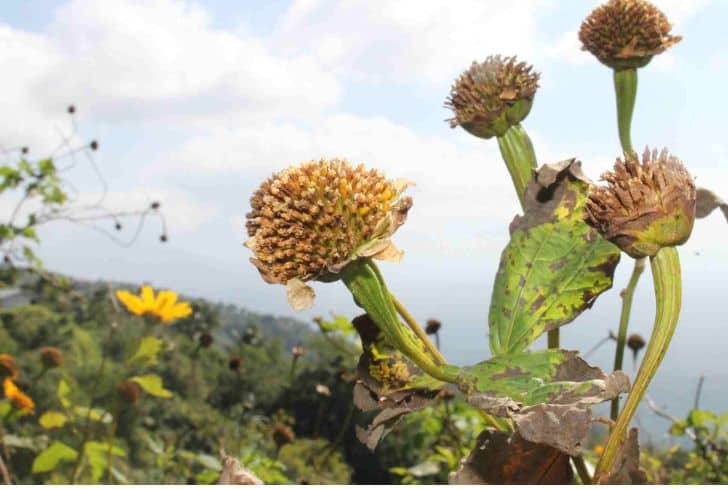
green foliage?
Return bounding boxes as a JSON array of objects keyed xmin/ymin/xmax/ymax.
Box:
[
  {"xmin": 32, "ymin": 442, "xmax": 77, "ymax": 474},
  {"xmin": 129, "ymin": 375, "xmax": 173, "ymax": 399}
]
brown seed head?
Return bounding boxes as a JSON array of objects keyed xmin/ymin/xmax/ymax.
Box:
[
  {"xmin": 199, "ymin": 332, "xmax": 214, "ymax": 348},
  {"xmin": 291, "ymin": 345, "xmax": 305, "ymax": 359},
  {"xmin": 40, "ymin": 347, "xmax": 63, "ymax": 368},
  {"xmin": 0, "ymin": 354, "xmax": 18, "ymax": 379},
  {"xmin": 627, "ymin": 333, "xmax": 646, "ymax": 352},
  {"xmin": 228, "ymin": 356, "xmax": 242, "ymax": 371},
  {"xmin": 117, "ymin": 380, "xmax": 141, "ymax": 404},
  {"xmin": 579, "ymin": 0, "xmax": 681, "ymax": 70},
  {"xmin": 446, "ymin": 55, "xmax": 539, "ymax": 139},
  {"xmin": 425, "ymin": 319, "xmax": 441, "ymax": 335},
  {"xmin": 246, "ymin": 158, "xmax": 411, "ymax": 288},
  {"xmin": 585, "ymin": 148, "xmax": 696, "ymax": 258},
  {"xmin": 272, "ymin": 424, "xmax": 295, "ymax": 448}
]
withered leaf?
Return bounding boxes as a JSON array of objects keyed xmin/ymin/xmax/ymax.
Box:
[
  {"xmin": 352, "ymin": 314, "xmax": 442, "ymax": 450},
  {"xmin": 460, "ymin": 350, "xmax": 629, "ymax": 455},
  {"xmin": 490, "ymin": 159, "xmax": 621, "ymax": 355},
  {"xmin": 695, "ymin": 187, "xmax": 728, "ymax": 222},
  {"xmin": 217, "ymin": 454, "xmax": 263, "ymax": 484},
  {"xmin": 448, "ymin": 429, "xmax": 573, "ymax": 484},
  {"xmin": 594, "ymin": 428, "xmax": 647, "ymax": 484}
]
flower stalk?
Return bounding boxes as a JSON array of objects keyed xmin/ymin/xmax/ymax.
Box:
[
  {"xmin": 614, "ymin": 68, "xmax": 638, "ymax": 154},
  {"xmin": 496, "ymin": 123, "xmax": 537, "ymax": 209},
  {"xmin": 595, "ymin": 246, "xmax": 681, "ymax": 480},
  {"xmin": 390, "ymin": 293, "xmax": 447, "ymax": 365},
  {"xmin": 340, "ymin": 259, "xmax": 459, "ymax": 384}
]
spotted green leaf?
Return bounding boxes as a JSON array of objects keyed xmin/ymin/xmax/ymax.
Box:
[{"xmin": 489, "ymin": 160, "xmax": 620, "ymax": 355}]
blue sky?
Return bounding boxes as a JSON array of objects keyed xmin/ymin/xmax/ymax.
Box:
[{"xmin": 1, "ymin": 0, "xmax": 727, "ymax": 436}]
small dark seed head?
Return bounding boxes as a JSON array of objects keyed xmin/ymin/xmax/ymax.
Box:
[
  {"xmin": 198, "ymin": 332, "xmax": 214, "ymax": 348},
  {"xmin": 425, "ymin": 319, "xmax": 442, "ymax": 335},
  {"xmin": 40, "ymin": 347, "xmax": 63, "ymax": 368},
  {"xmin": 90, "ymin": 140, "xmax": 99, "ymax": 151},
  {"xmin": 150, "ymin": 201, "xmax": 160, "ymax": 210},
  {"xmin": 228, "ymin": 356, "xmax": 242, "ymax": 371},
  {"xmin": 0, "ymin": 354, "xmax": 18, "ymax": 379},
  {"xmin": 115, "ymin": 222, "xmax": 122, "ymax": 231},
  {"xmin": 117, "ymin": 380, "xmax": 141, "ymax": 404},
  {"xmin": 67, "ymin": 105, "xmax": 76, "ymax": 114},
  {"xmin": 21, "ymin": 147, "xmax": 28, "ymax": 154},
  {"xmin": 272, "ymin": 424, "xmax": 295, "ymax": 448},
  {"xmin": 627, "ymin": 333, "xmax": 646, "ymax": 352},
  {"xmin": 160, "ymin": 234, "xmax": 168, "ymax": 242}
]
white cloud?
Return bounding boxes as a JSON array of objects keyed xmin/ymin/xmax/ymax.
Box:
[{"xmin": 272, "ymin": 0, "xmax": 552, "ymax": 84}]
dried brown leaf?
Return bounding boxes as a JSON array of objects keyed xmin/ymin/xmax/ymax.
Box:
[{"xmin": 594, "ymin": 428, "xmax": 647, "ymax": 484}]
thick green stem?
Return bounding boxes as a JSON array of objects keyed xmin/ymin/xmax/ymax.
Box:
[
  {"xmin": 613, "ymin": 69, "xmax": 638, "ymax": 155},
  {"xmin": 390, "ymin": 293, "xmax": 447, "ymax": 365},
  {"xmin": 496, "ymin": 123, "xmax": 537, "ymax": 209},
  {"xmin": 595, "ymin": 247, "xmax": 681, "ymax": 481},
  {"xmin": 610, "ymin": 257, "xmax": 646, "ymax": 420},
  {"xmin": 341, "ymin": 259, "xmax": 459, "ymax": 384},
  {"xmin": 547, "ymin": 328, "xmax": 560, "ymax": 349}
]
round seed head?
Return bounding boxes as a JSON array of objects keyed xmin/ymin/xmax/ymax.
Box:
[
  {"xmin": 627, "ymin": 333, "xmax": 646, "ymax": 352},
  {"xmin": 579, "ymin": 0, "xmax": 681, "ymax": 70},
  {"xmin": 425, "ymin": 319, "xmax": 441, "ymax": 335},
  {"xmin": 40, "ymin": 347, "xmax": 63, "ymax": 368},
  {"xmin": 446, "ymin": 55, "xmax": 539, "ymax": 139},
  {"xmin": 117, "ymin": 380, "xmax": 141, "ymax": 404},
  {"xmin": 585, "ymin": 148, "xmax": 696, "ymax": 258},
  {"xmin": 245, "ymin": 158, "xmax": 412, "ymax": 309},
  {"xmin": 228, "ymin": 356, "xmax": 242, "ymax": 371},
  {"xmin": 198, "ymin": 332, "xmax": 214, "ymax": 348},
  {"xmin": 272, "ymin": 424, "xmax": 295, "ymax": 448}
]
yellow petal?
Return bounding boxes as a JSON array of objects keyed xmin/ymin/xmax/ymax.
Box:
[
  {"xmin": 154, "ymin": 290, "xmax": 178, "ymax": 313},
  {"xmin": 141, "ymin": 285, "xmax": 156, "ymax": 309},
  {"xmin": 116, "ymin": 290, "xmax": 146, "ymax": 316},
  {"xmin": 3, "ymin": 378, "xmax": 19, "ymax": 398},
  {"xmin": 169, "ymin": 302, "xmax": 193, "ymax": 321}
]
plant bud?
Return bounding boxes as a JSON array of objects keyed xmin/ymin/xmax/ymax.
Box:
[{"xmin": 0, "ymin": 354, "xmax": 18, "ymax": 379}]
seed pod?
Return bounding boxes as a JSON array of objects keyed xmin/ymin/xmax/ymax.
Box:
[
  {"xmin": 40, "ymin": 347, "xmax": 63, "ymax": 368},
  {"xmin": 425, "ymin": 319, "xmax": 442, "ymax": 335},
  {"xmin": 446, "ymin": 55, "xmax": 539, "ymax": 139},
  {"xmin": 585, "ymin": 148, "xmax": 696, "ymax": 258},
  {"xmin": 117, "ymin": 380, "xmax": 142, "ymax": 404},
  {"xmin": 579, "ymin": 0, "xmax": 681, "ymax": 70},
  {"xmin": 245, "ymin": 158, "xmax": 412, "ymax": 310}
]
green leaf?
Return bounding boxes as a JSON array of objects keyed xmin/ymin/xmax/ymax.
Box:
[
  {"xmin": 32, "ymin": 441, "xmax": 78, "ymax": 473},
  {"xmin": 39, "ymin": 411, "xmax": 69, "ymax": 429},
  {"xmin": 0, "ymin": 400, "xmax": 11, "ymax": 418},
  {"xmin": 74, "ymin": 406, "xmax": 113, "ymax": 424},
  {"xmin": 669, "ymin": 420, "xmax": 687, "ymax": 436},
  {"xmin": 84, "ymin": 441, "xmax": 126, "ymax": 483},
  {"xmin": 130, "ymin": 374, "xmax": 173, "ymax": 398},
  {"xmin": 317, "ymin": 315, "xmax": 357, "ymax": 337},
  {"xmin": 687, "ymin": 409, "xmax": 717, "ymax": 428},
  {"xmin": 489, "ymin": 160, "xmax": 620, "ymax": 355},
  {"xmin": 460, "ymin": 349, "xmax": 629, "ymax": 455},
  {"xmin": 58, "ymin": 379, "xmax": 72, "ymax": 408},
  {"xmin": 127, "ymin": 336, "xmax": 164, "ymax": 366}
]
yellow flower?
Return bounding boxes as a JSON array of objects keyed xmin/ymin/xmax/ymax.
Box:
[
  {"xmin": 3, "ymin": 378, "xmax": 34, "ymax": 414},
  {"xmin": 115, "ymin": 285, "xmax": 193, "ymax": 323},
  {"xmin": 0, "ymin": 354, "xmax": 18, "ymax": 380},
  {"xmin": 594, "ymin": 444, "xmax": 605, "ymax": 455}
]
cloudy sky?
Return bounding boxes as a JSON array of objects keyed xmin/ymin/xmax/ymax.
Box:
[{"xmin": 2, "ymin": 0, "xmax": 728, "ymax": 430}]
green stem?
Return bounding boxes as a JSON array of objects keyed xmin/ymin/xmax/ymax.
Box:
[
  {"xmin": 610, "ymin": 257, "xmax": 646, "ymax": 420},
  {"xmin": 573, "ymin": 455, "xmax": 592, "ymax": 485},
  {"xmin": 547, "ymin": 328, "xmax": 560, "ymax": 349},
  {"xmin": 613, "ymin": 68, "xmax": 638, "ymax": 155},
  {"xmin": 594, "ymin": 247, "xmax": 681, "ymax": 481},
  {"xmin": 341, "ymin": 259, "xmax": 459, "ymax": 384},
  {"xmin": 390, "ymin": 293, "xmax": 447, "ymax": 365},
  {"xmin": 496, "ymin": 123, "xmax": 537, "ymax": 209}
]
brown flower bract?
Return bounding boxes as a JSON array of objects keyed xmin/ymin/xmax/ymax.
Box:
[
  {"xmin": 585, "ymin": 148, "xmax": 696, "ymax": 258},
  {"xmin": 446, "ymin": 55, "xmax": 539, "ymax": 139},
  {"xmin": 245, "ymin": 158, "xmax": 411, "ymax": 285},
  {"xmin": 579, "ymin": 0, "xmax": 681, "ymax": 69}
]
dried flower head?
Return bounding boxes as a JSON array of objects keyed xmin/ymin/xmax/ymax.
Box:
[
  {"xmin": 0, "ymin": 354, "xmax": 18, "ymax": 379},
  {"xmin": 117, "ymin": 380, "xmax": 142, "ymax": 404},
  {"xmin": 272, "ymin": 424, "xmax": 296, "ymax": 448},
  {"xmin": 245, "ymin": 158, "xmax": 412, "ymax": 310},
  {"xmin": 228, "ymin": 356, "xmax": 242, "ymax": 372},
  {"xmin": 40, "ymin": 347, "xmax": 63, "ymax": 369},
  {"xmin": 198, "ymin": 332, "xmax": 214, "ymax": 348},
  {"xmin": 315, "ymin": 384, "xmax": 331, "ymax": 397},
  {"xmin": 579, "ymin": 0, "xmax": 681, "ymax": 70},
  {"xmin": 425, "ymin": 319, "xmax": 442, "ymax": 335},
  {"xmin": 3, "ymin": 378, "xmax": 34, "ymax": 414},
  {"xmin": 627, "ymin": 333, "xmax": 646, "ymax": 353},
  {"xmin": 446, "ymin": 55, "xmax": 539, "ymax": 139},
  {"xmin": 585, "ymin": 148, "xmax": 696, "ymax": 258},
  {"xmin": 291, "ymin": 345, "xmax": 305, "ymax": 359}
]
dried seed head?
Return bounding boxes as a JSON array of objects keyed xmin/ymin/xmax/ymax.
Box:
[
  {"xmin": 272, "ymin": 424, "xmax": 295, "ymax": 448},
  {"xmin": 0, "ymin": 354, "xmax": 18, "ymax": 379},
  {"xmin": 315, "ymin": 384, "xmax": 331, "ymax": 397},
  {"xmin": 229, "ymin": 356, "xmax": 242, "ymax": 371},
  {"xmin": 627, "ymin": 333, "xmax": 646, "ymax": 352},
  {"xmin": 245, "ymin": 158, "xmax": 412, "ymax": 309},
  {"xmin": 117, "ymin": 380, "xmax": 141, "ymax": 404},
  {"xmin": 291, "ymin": 345, "xmax": 305, "ymax": 359},
  {"xmin": 425, "ymin": 319, "xmax": 442, "ymax": 335},
  {"xmin": 198, "ymin": 332, "xmax": 214, "ymax": 348},
  {"xmin": 40, "ymin": 347, "xmax": 63, "ymax": 368},
  {"xmin": 579, "ymin": 0, "xmax": 681, "ymax": 70},
  {"xmin": 446, "ymin": 55, "xmax": 539, "ymax": 139},
  {"xmin": 585, "ymin": 148, "xmax": 696, "ymax": 258}
]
